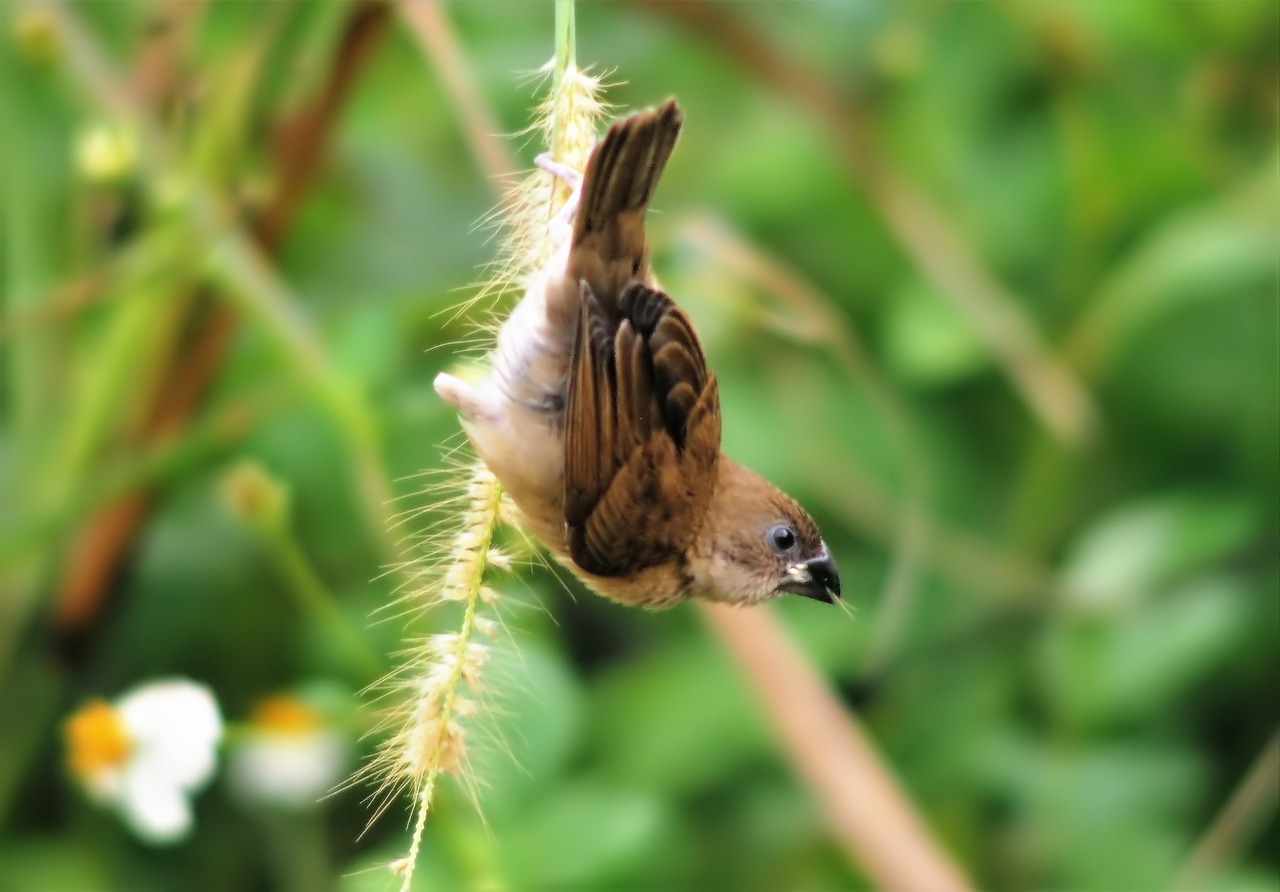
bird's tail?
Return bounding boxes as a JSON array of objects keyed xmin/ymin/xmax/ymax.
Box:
[{"xmin": 569, "ymin": 100, "xmax": 682, "ymax": 304}]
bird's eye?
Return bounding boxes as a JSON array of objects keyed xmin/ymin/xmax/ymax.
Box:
[{"xmin": 767, "ymin": 525, "xmax": 798, "ymax": 557}]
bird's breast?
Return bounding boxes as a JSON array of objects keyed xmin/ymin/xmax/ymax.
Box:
[{"xmin": 460, "ymin": 262, "xmax": 582, "ymax": 554}]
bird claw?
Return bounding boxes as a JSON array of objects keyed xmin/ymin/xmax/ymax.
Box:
[{"xmin": 535, "ymin": 152, "xmax": 583, "ymax": 247}]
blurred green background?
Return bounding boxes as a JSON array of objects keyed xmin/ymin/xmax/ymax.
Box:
[{"xmin": 2, "ymin": 0, "xmax": 1277, "ymax": 889}]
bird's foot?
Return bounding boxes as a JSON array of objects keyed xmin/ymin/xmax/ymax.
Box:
[{"xmin": 535, "ymin": 153, "xmax": 583, "ymax": 247}]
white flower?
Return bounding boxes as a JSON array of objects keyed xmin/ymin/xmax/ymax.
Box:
[
  {"xmin": 227, "ymin": 695, "xmax": 347, "ymax": 810},
  {"xmin": 64, "ymin": 679, "xmax": 223, "ymax": 845}
]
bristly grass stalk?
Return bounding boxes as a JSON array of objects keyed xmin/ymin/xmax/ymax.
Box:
[{"xmin": 370, "ymin": 2, "xmax": 604, "ymax": 886}]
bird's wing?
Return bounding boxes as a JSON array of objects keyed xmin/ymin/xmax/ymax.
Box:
[
  {"xmin": 564, "ymin": 282, "xmax": 721, "ymax": 577},
  {"xmin": 570, "ymin": 99, "xmax": 681, "ymax": 309}
]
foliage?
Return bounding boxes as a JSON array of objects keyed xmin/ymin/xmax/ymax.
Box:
[{"xmin": 1, "ymin": 1, "xmax": 1276, "ymax": 889}]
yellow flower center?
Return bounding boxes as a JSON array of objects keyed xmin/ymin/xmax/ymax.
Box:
[
  {"xmin": 65, "ymin": 700, "xmax": 132, "ymax": 778},
  {"xmin": 250, "ymin": 696, "xmax": 320, "ymax": 734}
]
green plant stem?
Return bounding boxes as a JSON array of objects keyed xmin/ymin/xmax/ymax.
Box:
[
  {"xmin": 260, "ymin": 810, "xmax": 333, "ymax": 892},
  {"xmin": 0, "ymin": 18, "xmax": 63, "ymax": 696},
  {"xmin": 50, "ymin": 251, "xmax": 190, "ymax": 511},
  {"xmin": 35, "ymin": 0, "xmax": 400, "ymax": 562},
  {"xmin": 0, "ymin": 652, "xmax": 64, "ymax": 826},
  {"xmin": 0, "ymin": 388, "xmax": 290, "ymax": 693},
  {"xmin": 3, "ymin": 27, "xmax": 55, "ymax": 501},
  {"xmin": 262, "ymin": 525, "xmax": 385, "ymax": 681},
  {"xmin": 553, "ymin": 0, "xmax": 575, "ymax": 84},
  {"xmin": 0, "ymin": 388, "xmax": 288, "ymax": 568},
  {"xmin": 550, "ymin": 0, "xmax": 576, "ymax": 154}
]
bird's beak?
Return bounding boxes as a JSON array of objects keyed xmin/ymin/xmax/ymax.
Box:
[{"xmin": 777, "ymin": 545, "xmax": 841, "ymax": 603}]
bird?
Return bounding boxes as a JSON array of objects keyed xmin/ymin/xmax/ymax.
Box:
[{"xmin": 434, "ymin": 99, "xmax": 840, "ymax": 609}]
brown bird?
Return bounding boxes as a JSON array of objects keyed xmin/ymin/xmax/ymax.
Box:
[{"xmin": 435, "ymin": 100, "xmax": 839, "ymax": 608}]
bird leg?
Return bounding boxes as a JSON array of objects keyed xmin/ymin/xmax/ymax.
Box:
[
  {"xmin": 438, "ymin": 156, "xmax": 587, "ymax": 421},
  {"xmin": 535, "ymin": 153, "xmax": 584, "ymax": 246}
]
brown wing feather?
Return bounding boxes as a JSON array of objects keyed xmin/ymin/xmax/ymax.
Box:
[
  {"xmin": 570, "ymin": 100, "xmax": 682, "ymax": 307},
  {"xmin": 565, "ymin": 283, "xmax": 721, "ymax": 577},
  {"xmin": 564, "ymin": 286, "xmax": 612, "ymax": 527}
]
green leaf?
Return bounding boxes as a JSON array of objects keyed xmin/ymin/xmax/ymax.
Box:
[
  {"xmin": 500, "ymin": 782, "xmax": 668, "ymax": 886},
  {"xmin": 1041, "ymin": 575, "xmax": 1252, "ymax": 730},
  {"xmin": 883, "ymin": 278, "xmax": 990, "ymax": 387},
  {"xmin": 1060, "ymin": 491, "xmax": 1260, "ymax": 612},
  {"xmin": 470, "ymin": 639, "xmax": 585, "ymax": 816}
]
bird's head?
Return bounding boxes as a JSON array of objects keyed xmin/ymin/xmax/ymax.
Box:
[{"xmin": 691, "ymin": 460, "xmax": 841, "ymax": 606}]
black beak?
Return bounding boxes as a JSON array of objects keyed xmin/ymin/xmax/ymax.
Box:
[{"xmin": 778, "ymin": 547, "xmax": 841, "ymax": 604}]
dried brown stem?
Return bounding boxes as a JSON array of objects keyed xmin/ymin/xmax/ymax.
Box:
[
  {"xmin": 700, "ymin": 602, "xmax": 972, "ymax": 892},
  {"xmin": 0, "ymin": 271, "xmax": 106, "ymax": 342},
  {"xmin": 635, "ymin": 0, "xmax": 1097, "ymax": 447},
  {"xmin": 131, "ymin": 0, "xmax": 206, "ymax": 110},
  {"xmin": 400, "ymin": 0, "xmax": 518, "ymax": 186},
  {"xmin": 682, "ymin": 214, "xmax": 1062, "ymax": 618},
  {"xmin": 1176, "ymin": 728, "xmax": 1280, "ymax": 889},
  {"xmin": 680, "ymin": 214, "xmax": 930, "ymax": 670},
  {"xmin": 262, "ymin": 1, "xmax": 392, "ymax": 250}
]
